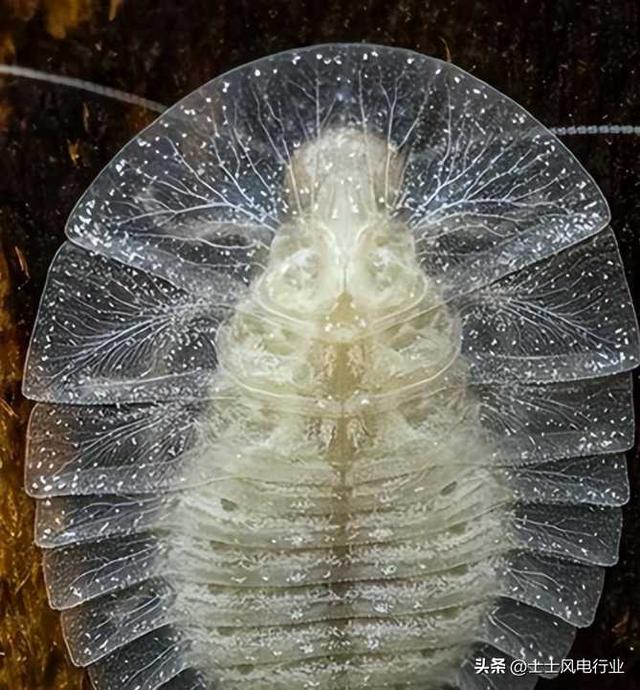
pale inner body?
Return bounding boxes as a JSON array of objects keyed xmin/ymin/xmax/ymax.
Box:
[{"xmin": 167, "ymin": 130, "xmax": 511, "ymax": 688}]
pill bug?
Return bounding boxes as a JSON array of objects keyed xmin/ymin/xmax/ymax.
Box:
[{"xmin": 21, "ymin": 43, "xmax": 640, "ymax": 690}]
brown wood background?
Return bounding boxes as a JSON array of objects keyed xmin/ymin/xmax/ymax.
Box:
[{"xmin": 0, "ymin": 1, "xmax": 639, "ymax": 688}]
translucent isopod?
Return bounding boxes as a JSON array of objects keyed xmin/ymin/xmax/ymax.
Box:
[{"xmin": 22, "ymin": 43, "xmax": 640, "ymax": 690}]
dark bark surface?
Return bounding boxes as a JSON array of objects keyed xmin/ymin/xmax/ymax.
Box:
[{"xmin": 0, "ymin": 1, "xmax": 639, "ymax": 688}]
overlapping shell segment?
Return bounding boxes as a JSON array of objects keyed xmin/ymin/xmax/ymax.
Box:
[{"xmin": 23, "ymin": 44, "xmax": 639, "ymax": 690}]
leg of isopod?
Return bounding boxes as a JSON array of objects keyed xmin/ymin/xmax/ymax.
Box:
[{"xmin": 22, "ymin": 44, "xmax": 640, "ymax": 689}]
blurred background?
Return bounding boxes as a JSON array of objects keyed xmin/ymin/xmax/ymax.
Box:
[{"xmin": 0, "ymin": 1, "xmax": 639, "ymax": 688}]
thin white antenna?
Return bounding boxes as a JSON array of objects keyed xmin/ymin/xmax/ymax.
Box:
[
  {"xmin": 550, "ymin": 124, "xmax": 640, "ymax": 136},
  {"xmin": 2, "ymin": 64, "xmax": 639, "ymax": 136},
  {"xmin": 0, "ymin": 64, "xmax": 167, "ymax": 113}
]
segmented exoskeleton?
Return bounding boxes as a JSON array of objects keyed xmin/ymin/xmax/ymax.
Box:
[{"xmin": 23, "ymin": 44, "xmax": 640, "ymax": 690}]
